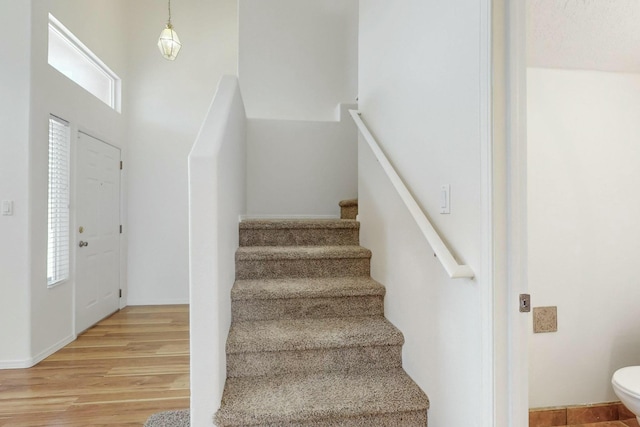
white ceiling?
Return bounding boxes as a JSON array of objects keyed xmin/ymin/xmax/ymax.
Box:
[{"xmin": 528, "ymin": 0, "xmax": 640, "ymax": 73}]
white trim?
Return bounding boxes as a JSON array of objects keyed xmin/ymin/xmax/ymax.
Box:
[
  {"xmin": 127, "ymin": 298, "xmax": 190, "ymax": 306},
  {"xmin": 239, "ymin": 214, "xmax": 340, "ymax": 221},
  {"xmin": 350, "ymin": 110, "xmax": 474, "ymax": 279},
  {"xmin": 31, "ymin": 334, "xmax": 76, "ymax": 366},
  {"xmin": 492, "ymin": 1, "xmax": 510, "ymax": 425},
  {"xmin": 0, "ymin": 359, "xmax": 33, "ymax": 370},
  {"xmin": 492, "ymin": 1, "xmax": 530, "ymax": 425},
  {"xmin": 505, "ymin": 0, "xmax": 529, "ymax": 425},
  {"xmin": 0, "ymin": 334, "xmax": 75, "ymax": 369},
  {"xmin": 479, "ymin": 0, "xmax": 495, "ymax": 426},
  {"xmin": 48, "ymin": 14, "xmax": 122, "ymax": 112}
]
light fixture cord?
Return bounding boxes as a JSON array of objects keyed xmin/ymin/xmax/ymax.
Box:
[{"xmin": 168, "ymin": 0, "xmax": 172, "ymax": 25}]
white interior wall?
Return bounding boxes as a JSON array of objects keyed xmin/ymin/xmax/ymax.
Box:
[
  {"xmin": 240, "ymin": 0, "xmax": 359, "ymax": 217},
  {"xmin": 246, "ymin": 104, "xmax": 357, "ymax": 217},
  {"xmin": 239, "ymin": 0, "xmax": 358, "ymax": 121},
  {"xmin": 358, "ymin": 1, "xmax": 489, "ymax": 425},
  {"xmin": 27, "ymin": 0, "xmax": 129, "ymax": 363},
  {"xmin": 528, "ymin": 0, "xmax": 640, "ymax": 74},
  {"xmin": 125, "ymin": 0, "xmax": 238, "ymax": 305},
  {"xmin": 188, "ymin": 75, "xmax": 247, "ymax": 427},
  {"xmin": 528, "ymin": 67, "xmax": 640, "ymax": 407},
  {"xmin": 0, "ymin": 0, "xmax": 32, "ymax": 366},
  {"xmin": 0, "ymin": 0, "xmax": 239, "ymax": 365}
]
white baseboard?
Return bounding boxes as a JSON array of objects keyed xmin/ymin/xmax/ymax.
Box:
[
  {"xmin": 126, "ymin": 298, "xmax": 190, "ymax": 306},
  {"xmin": 0, "ymin": 334, "xmax": 76, "ymax": 370},
  {"xmin": 0, "ymin": 358, "xmax": 33, "ymax": 369},
  {"xmin": 240, "ymin": 214, "xmax": 340, "ymax": 221}
]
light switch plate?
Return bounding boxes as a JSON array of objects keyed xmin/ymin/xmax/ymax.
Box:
[
  {"xmin": 440, "ymin": 185, "xmax": 451, "ymax": 214},
  {"xmin": 2, "ymin": 200, "xmax": 13, "ymax": 216}
]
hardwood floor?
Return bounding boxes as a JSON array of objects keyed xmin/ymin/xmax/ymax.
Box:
[{"xmin": 0, "ymin": 305, "xmax": 190, "ymax": 427}]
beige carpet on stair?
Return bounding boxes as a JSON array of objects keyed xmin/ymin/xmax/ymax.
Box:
[
  {"xmin": 144, "ymin": 203, "xmax": 427, "ymax": 426},
  {"xmin": 144, "ymin": 409, "xmax": 189, "ymax": 427},
  {"xmin": 215, "ymin": 213, "xmax": 428, "ymax": 426},
  {"xmin": 199, "ymin": 202, "xmax": 428, "ymax": 426}
]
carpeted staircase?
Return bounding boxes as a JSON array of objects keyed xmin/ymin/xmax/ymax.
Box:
[{"xmin": 215, "ymin": 202, "xmax": 429, "ymax": 426}]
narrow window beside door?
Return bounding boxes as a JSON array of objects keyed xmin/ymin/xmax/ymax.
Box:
[{"xmin": 47, "ymin": 116, "xmax": 71, "ymax": 287}]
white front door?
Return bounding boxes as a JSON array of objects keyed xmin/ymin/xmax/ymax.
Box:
[{"xmin": 75, "ymin": 132, "xmax": 121, "ymax": 334}]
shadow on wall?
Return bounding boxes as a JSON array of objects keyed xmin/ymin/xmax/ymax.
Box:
[{"xmin": 610, "ymin": 334, "xmax": 640, "ymax": 378}]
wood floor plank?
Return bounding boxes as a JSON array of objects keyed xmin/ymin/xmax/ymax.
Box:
[{"xmin": 0, "ymin": 306, "xmax": 190, "ymax": 426}]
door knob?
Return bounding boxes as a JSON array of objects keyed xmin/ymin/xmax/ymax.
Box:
[{"xmin": 79, "ymin": 241, "xmax": 89, "ymax": 247}]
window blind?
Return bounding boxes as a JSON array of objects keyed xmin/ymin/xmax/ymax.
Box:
[{"xmin": 47, "ymin": 116, "xmax": 70, "ymax": 287}]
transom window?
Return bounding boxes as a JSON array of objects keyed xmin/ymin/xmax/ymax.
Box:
[{"xmin": 48, "ymin": 14, "xmax": 121, "ymax": 112}]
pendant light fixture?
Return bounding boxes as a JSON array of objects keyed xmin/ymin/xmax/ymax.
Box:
[{"xmin": 158, "ymin": 0, "xmax": 182, "ymax": 61}]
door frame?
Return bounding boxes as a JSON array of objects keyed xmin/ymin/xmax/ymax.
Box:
[
  {"xmin": 508, "ymin": 0, "xmax": 530, "ymax": 423},
  {"xmin": 491, "ymin": 0, "xmax": 529, "ymax": 425},
  {"xmin": 72, "ymin": 127, "xmax": 124, "ymax": 336}
]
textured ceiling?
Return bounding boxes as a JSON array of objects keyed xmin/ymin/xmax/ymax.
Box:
[{"xmin": 528, "ymin": 0, "xmax": 640, "ymax": 73}]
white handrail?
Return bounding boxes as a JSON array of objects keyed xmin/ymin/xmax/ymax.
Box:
[{"xmin": 350, "ymin": 110, "xmax": 474, "ymax": 279}]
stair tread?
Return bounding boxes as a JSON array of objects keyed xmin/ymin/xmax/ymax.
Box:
[
  {"xmin": 231, "ymin": 277, "xmax": 385, "ymax": 301},
  {"xmin": 240, "ymin": 219, "xmax": 359, "ymax": 229},
  {"xmin": 236, "ymin": 245, "xmax": 371, "ymax": 261},
  {"xmin": 216, "ymin": 368, "xmax": 429, "ymax": 426},
  {"xmin": 227, "ymin": 316, "xmax": 403, "ymax": 353},
  {"xmin": 339, "ymin": 199, "xmax": 358, "ymax": 207}
]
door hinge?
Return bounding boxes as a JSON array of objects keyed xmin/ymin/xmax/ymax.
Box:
[
  {"xmin": 119, "ymin": 289, "xmax": 122, "ymax": 298},
  {"xmin": 119, "ymin": 225, "xmax": 123, "ymax": 234},
  {"xmin": 120, "ymin": 161, "xmax": 123, "ymax": 170},
  {"xmin": 519, "ymin": 294, "xmax": 531, "ymax": 313}
]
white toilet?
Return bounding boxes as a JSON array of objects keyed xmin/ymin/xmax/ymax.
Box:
[{"xmin": 612, "ymin": 366, "xmax": 640, "ymax": 423}]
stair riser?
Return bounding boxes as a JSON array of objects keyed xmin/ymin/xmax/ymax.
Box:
[
  {"xmin": 227, "ymin": 345, "xmax": 402, "ymax": 378},
  {"xmin": 294, "ymin": 411, "xmax": 427, "ymax": 427},
  {"xmin": 340, "ymin": 205, "xmax": 358, "ymax": 220},
  {"xmin": 218, "ymin": 216, "xmax": 429, "ymax": 426},
  {"xmin": 236, "ymin": 258, "xmax": 370, "ymax": 280},
  {"xmin": 240, "ymin": 228, "xmax": 359, "ymax": 247},
  {"xmin": 232, "ymin": 296, "xmax": 384, "ymax": 321},
  {"xmin": 219, "ymin": 411, "xmax": 427, "ymax": 426}
]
